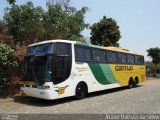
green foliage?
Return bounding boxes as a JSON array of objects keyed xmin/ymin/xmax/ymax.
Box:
[
  {"xmin": 90, "ymin": 16, "xmax": 121, "ymax": 46},
  {"xmin": 147, "ymin": 47, "xmax": 160, "ymax": 65},
  {"xmin": 0, "ymin": 43, "xmax": 17, "ymax": 97},
  {"xmin": 4, "ymin": 1, "xmax": 44, "ymax": 44},
  {"xmin": 0, "ymin": 20, "xmax": 4, "ymax": 32},
  {"xmin": 6, "ymin": 0, "xmax": 16, "ymax": 4},
  {"xmin": 43, "ymin": 3, "xmax": 89, "ymax": 41},
  {"xmin": 4, "ymin": 1, "xmax": 89, "ymax": 44},
  {"xmin": 147, "ymin": 47, "xmax": 160, "ymax": 77}
]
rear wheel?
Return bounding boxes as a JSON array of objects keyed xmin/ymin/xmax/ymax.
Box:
[
  {"xmin": 75, "ymin": 83, "xmax": 87, "ymax": 100},
  {"xmin": 134, "ymin": 77, "xmax": 139, "ymax": 87},
  {"xmin": 133, "ymin": 80, "xmax": 137, "ymax": 88},
  {"xmin": 128, "ymin": 78, "xmax": 134, "ymax": 89}
]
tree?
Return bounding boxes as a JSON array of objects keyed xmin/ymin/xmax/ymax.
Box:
[
  {"xmin": 90, "ymin": 16, "xmax": 121, "ymax": 46},
  {"xmin": 147, "ymin": 47, "xmax": 160, "ymax": 77},
  {"xmin": 4, "ymin": 1, "xmax": 89, "ymax": 44},
  {"xmin": 0, "ymin": 20, "xmax": 4, "ymax": 33},
  {"xmin": 4, "ymin": 1, "xmax": 44, "ymax": 44},
  {"xmin": 0, "ymin": 43, "xmax": 17, "ymax": 97},
  {"xmin": 48, "ymin": 0, "xmax": 71, "ymax": 10},
  {"xmin": 147, "ymin": 47, "xmax": 160, "ymax": 65},
  {"xmin": 6, "ymin": 0, "xmax": 16, "ymax": 4},
  {"xmin": 43, "ymin": 1, "xmax": 89, "ymax": 41},
  {"xmin": 0, "ymin": 20, "xmax": 12, "ymax": 45}
]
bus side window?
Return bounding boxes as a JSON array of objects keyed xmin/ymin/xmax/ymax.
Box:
[
  {"xmin": 75, "ymin": 46, "xmax": 92, "ymax": 62},
  {"xmin": 92, "ymin": 49, "xmax": 106, "ymax": 62},
  {"xmin": 75, "ymin": 46, "xmax": 84, "ymax": 61},
  {"xmin": 140, "ymin": 56, "xmax": 145, "ymax": 64},
  {"xmin": 118, "ymin": 53, "xmax": 127, "ymax": 64},
  {"xmin": 83, "ymin": 48, "xmax": 92, "ymax": 61},
  {"xmin": 135, "ymin": 55, "xmax": 141, "ymax": 64},
  {"xmin": 106, "ymin": 51, "xmax": 117, "ymax": 63},
  {"xmin": 127, "ymin": 54, "xmax": 135, "ymax": 64},
  {"xmin": 53, "ymin": 43, "xmax": 72, "ymax": 84},
  {"xmin": 136, "ymin": 55, "xmax": 144, "ymax": 65}
]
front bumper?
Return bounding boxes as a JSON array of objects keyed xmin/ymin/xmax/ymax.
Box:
[{"xmin": 20, "ymin": 87, "xmax": 58, "ymax": 100}]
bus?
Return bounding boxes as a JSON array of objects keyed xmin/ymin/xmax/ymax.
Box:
[{"xmin": 19, "ymin": 39, "xmax": 146, "ymax": 100}]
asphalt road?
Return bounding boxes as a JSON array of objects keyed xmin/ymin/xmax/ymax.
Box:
[{"xmin": 0, "ymin": 79, "xmax": 160, "ymax": 114}]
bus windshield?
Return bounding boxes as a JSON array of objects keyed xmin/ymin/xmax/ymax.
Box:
[
  {"xmin": 24, "ymin": 55, "xmax": 53, "ymax": 85},
  {"xmin": 27, "ymin": 43, "xmax": 54, "ymax": 56},
  {"xmin": 23, "ymin": 42, "xmax": 72, "ymax": 85}
]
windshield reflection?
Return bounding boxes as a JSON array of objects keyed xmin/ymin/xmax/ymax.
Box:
[{"xmin": 24, "ymin": 55, "xmax": 53, "ymax": 85}]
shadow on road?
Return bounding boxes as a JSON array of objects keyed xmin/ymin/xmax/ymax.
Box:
[
  {"xmin": 14, "ymin": 85, "xmax": 142, "ymax": 107},
  {"xmin": 86, "ymin": 85, "xmax": 142, "ymax": 98},
  {"xmin": 14, "ymin": 96, "xmax": 74, "ymax": 107}
]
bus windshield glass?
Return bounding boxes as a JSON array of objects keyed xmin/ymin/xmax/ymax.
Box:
[
  {"xmin": 23, "ymin": 42, "xmax": 72, "ymax": 85},
  {"xmin": 27, "ymin": 44, "xmax": 54, "ymax": 55},
  {"xmin": 24, "ymin": 55, "xmax": 53, "ymax": 85}
]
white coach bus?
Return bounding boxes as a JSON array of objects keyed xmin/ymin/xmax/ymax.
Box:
[{"xmin": 19, "ymin": 40, "xmax": 145, "ymax": 100}]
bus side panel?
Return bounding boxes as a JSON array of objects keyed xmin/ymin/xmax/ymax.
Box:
[
  {"xmin": 109, "ymin": 64, "xmax": 146, "ymax": 86},
  {"xmin": 73, "ymin": 63, "xmax": 121, "ymax": 93},
  {"xmin": 51, "ymin": 64, "xmax": 146, "ymax": 99}
]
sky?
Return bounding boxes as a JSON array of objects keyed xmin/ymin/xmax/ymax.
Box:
[{"xmin": 1, "ymin": 0, "xmax": 160, "ymax": 61}]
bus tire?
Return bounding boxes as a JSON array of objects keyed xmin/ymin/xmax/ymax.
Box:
[
  {"xmin": 75, "ymin": 82, "xmax": 87, "ymax": 100},
  {"xmin": 134, "ymin": 77, "xmax": 139, "ymax": 87},
  {"xmin": 128, "ymin": 78, "xmax": 134, "ymax": 89}
]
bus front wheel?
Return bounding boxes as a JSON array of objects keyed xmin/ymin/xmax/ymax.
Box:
[{"xmin": 75, "ymin": 82, "xmax": 87, "ymax": 100}]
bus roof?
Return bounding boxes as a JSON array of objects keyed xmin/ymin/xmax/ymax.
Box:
[
  {"xmin": 28, "ymin": 39, "xmax": 144, "ymax": 56},
  {"xmin": 28, "ymin": 39, "xmax": 74, "ymax": 47},
  {"xmin": 75, "ymin": 41, "xmax": 144, "ymax": 56},
  {"xmin": 102, "ymin": 46, "xmax": 144, "ymax": 56}
]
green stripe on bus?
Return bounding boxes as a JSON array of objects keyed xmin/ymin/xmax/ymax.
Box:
[
  {"xmin": 88, "ymin": 64, "xmax": 110, "ymax": 85},
  {"xmin": 88, "ymin": 64, "xmax": 118, "ymax": 85},
  {"xmin": 99, "ymin": 64, "xmax": 117, "ymax": 84}
]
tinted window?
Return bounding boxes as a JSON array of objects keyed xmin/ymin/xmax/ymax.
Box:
[
  {"xmin": 75, "ymin": 46, "xmax": 84, "ymax": 61},
  {"xmin": 92, "ymin": 49, "xmax": 106, "ymax": 62},
  {"xmin": 75, "ymin": 46, "xmax": 92, "ymax": 62},
  {"xmin": 127, "ymin": 54, "xmax": 135, "ymax": 64},
  {"xmin": 140, "ymin": 56, "xmax": 144, "ymax": 64},
  {"xmin": 55, "ymin": 43, "xmax": 71, "ymax": 56},
  {"xmin": 27, "ymin": 44, "xmax": 54, "ymax": 55},
  {"xmin": 75, "ymin": 45, "xmax": 144, "ymax": 65},
  {"xmin": 118, "ymin": 53, "xmax": 127, "ymax": 63},
  {"xmin": 84, "ymin": 48, "xmax": 92, "ymax": 61},
  {"xmin": 53, "ymin": 43, "xmax": 72, "ymax": 84},
  {"xmin": 135, "ymin": 55, "xmax": 144, "ymax": 64},
  {"xmin": 135, "ymin": 56, "xmax": 141, "ymax": 64},
  {"xmin": 106, "ymin": 51, "xmax": 117, "ymax": 63}
]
